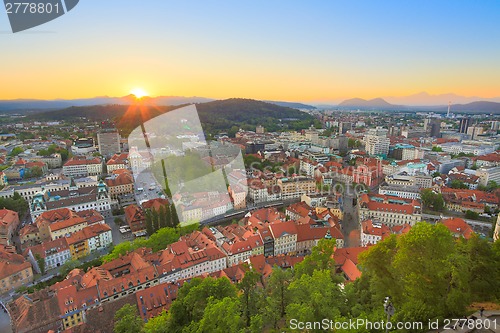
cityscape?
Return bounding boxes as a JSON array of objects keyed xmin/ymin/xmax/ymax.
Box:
[
  {"xmin": 1, "ymin": 1, "xmax": 500, "ymax": 332},
  {"xmin": 0, "ymin": 97, "xmax": 498, "ymax": 332}
]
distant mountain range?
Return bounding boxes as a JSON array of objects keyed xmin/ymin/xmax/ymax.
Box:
[
  {"xmin": 0, "ymin": 96, "xmax": 316, "ymax": 112},
  {"xmin": 1, "ymin": 92, "xmax": 499, "ymax": 114},
  {"xmin": 338, "ymin": 98, "xmax": 401, "ymax": 109},
  {"xmin": 0, "ymin": 96, "xmax": 214, "ymax": 111},
  {"xmin": 383, "ymin": 91, "xmax": 500, "ymax": 106},
  {"xmin": 336, "ymin": 97, "xmax": 500, "ymax": 113},
  {"xmin": 263, "ymin": 101, "xmax": 316, "ymax": 110}
]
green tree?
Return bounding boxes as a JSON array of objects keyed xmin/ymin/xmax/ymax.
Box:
[
  {"xmin": 59, "ymin": 148, "xmax": 69, "ymax": 161},
  {"xmin": 170, "ymin": 204, "xmax": 180, "ymax": 228},
  {"xmin": 487, "ymin": 180, "xmax": 500, "ymax": 191},
  {"xmin": 147, "ymin": 227, "xmax": 180, "ymax": 252},
  {"xmin": 145, "ymin": 210, "xmax": 154, "ymax": 236},
  {"xmin": 9, "ymin": 147, "xmax": 24, "ymax": 157},
  {"xmin": 465, "ymin": 210, "xmax": 479, "ymax": 219},
  {"xmin": 197, "ymin": 297, "xmax": 242, "ymax": 333},
  {"xmin": 432, "ymin": 146, "xmax": 443, "ymax": 152},
  {"xmin": 113, "ymin": 304, "xmax": 144, "ymax": 333},
  {"xmin": 143, "ymin": 310, "xmax": 169, "ymax": 333},
  {"xmin": 35, "ymin": 254, "xmax": 45, "ymax": 274},
  {"xmin": 432, "ymin": 171, "xmax": 441, "ymax": 178},
  {"xmin": 420, "ymin": 189, "xmax": 445, "ymax": 212},
  {"xmin": 286, "ymin": 270, "xmax": 343, "ymax": 325},
  {"xmin": 167, "ymin": 277, "xmax": 238, "ymax": 332},
  {"xmin": 450, "ymin": 179, "xmax": 468, "ymax": 189},
  {"xmin": 458, "ymin": 235, "xmax": 500, "ymax": 301},
  {"xmin": 294, "ymin": 238, "xmax": 337, "ymax": 278},
  {"xmin": 0, "ymin": 194, "xmax": 29, "ymax": 216},
  {"xmin": 360, "ymin": 223, "xmax": 470, "ymax": 323},
  {"xmin": 395, "ymin": 223, "xmax": 469, "ymax": 321},
  {"xmin": 103, "ymin": 242, "xmax": 134, "ymax": 262},
  {"xmin": 266, "ymin": 266, "xmax": 293, "ymax": 323},
  {"xmin": 238, "ymin": 267, "xmax": 262, "ymax": 327},
  {"xmin": 159, "ymin": 205, "xmax": 167, "ymax": 229},
  {"xmin": 59, "ymin": 259, "xmax": 82, "ymax": 277},
  {"xmin": 151, "ymin": 209, "xmax": 160, "ymax": 231}
]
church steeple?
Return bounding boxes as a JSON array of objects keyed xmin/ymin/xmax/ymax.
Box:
[
  {"xmin": 324, "ymin": 229, "xmax": 332, "ymax": 239},
  {"xmin": 97, "ymin": 180, "xmax": 108, "ymax": 200}
]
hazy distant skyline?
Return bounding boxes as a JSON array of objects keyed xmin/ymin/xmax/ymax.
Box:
[{"xmin": 1, "ymin": 1, "xmax": 499, "ymax": 102}]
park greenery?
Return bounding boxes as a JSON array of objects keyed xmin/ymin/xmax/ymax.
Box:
[
  {"xmin": 113, "ymin": 223, "xmax": 500, "ymax": 333},
  {"xmin": 420, "ymin": 189, "xmax": 445, "ymax": 212},
  {"xmin": 103, "ymin": 223, "xmax": 199, "ymax": 262},
  {"xmin": 145, "ymin": 204, "xmax": 180, "ymax": 236},
  {"xmin": 37, "ymin": 143, "xmax": 70, "ymax": 161},
  {"xmin": 244, "ymin": 154, "xmax": 283, "ymax": 173},
  {"xmin": 0, "ymin": 192, "xmax": 29, "ymax": 216}
]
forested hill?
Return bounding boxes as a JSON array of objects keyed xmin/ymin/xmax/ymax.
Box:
[
  {"xmin": 29, "ymin": 98, "xmax": 318, "ymax": 137},
  {"xmin": 196, "ymin": 98, "xmax": 317, "ymax": 135}
]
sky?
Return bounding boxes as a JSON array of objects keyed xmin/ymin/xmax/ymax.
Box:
[{"xmin": 0, "ymin": 0, "xmax": 499, "ymax": 102}]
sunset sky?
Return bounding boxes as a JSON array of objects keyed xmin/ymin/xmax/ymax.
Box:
[{"xmin": 1, "ymin": 0, "xmax": 499, "ymax": 102}]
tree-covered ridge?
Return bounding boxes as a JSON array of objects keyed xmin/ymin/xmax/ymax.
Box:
[
  {"xmin": 26, "ymin": 99, "xmax": 318, "ymax": 137},
  {"xmin": 114, "ymin": 223, "xmax": 500, "ymax": 333}
]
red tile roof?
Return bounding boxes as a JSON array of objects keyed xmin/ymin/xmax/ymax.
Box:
[{"xmin": 441, "ymin": 217, "xmax": 474, "ymax": 239}]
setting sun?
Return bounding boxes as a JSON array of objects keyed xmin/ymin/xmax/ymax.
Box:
[{"xmin": 130, "ymin": 88, "xmax": 149, "ymax": 99}]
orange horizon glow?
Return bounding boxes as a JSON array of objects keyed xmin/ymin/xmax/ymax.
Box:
[{"xmin": 1, "ymin": 88, "xmax": 499, "ymax": 103}]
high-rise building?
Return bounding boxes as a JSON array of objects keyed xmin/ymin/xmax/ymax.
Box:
[
  {"xmin": 423, "ymin": 118, "xmax": 431, "ymax": 132},
  {"xmin": 97, "ymin": 131, "xmax": 121, "ymax": 158},
  {"xmin": 430, "ymin": 119, "xmax": 441, "ymax": 138},
  {"xmin": 364, "ymin": 127, "xmax": 390, "ymax": 156},
  {"xmin": 467, "ymin": 126, "xmax": 484, "ymax": 140},
  {"xmin": 339, "ymin": 122, "xmax": 352, "ymax": 134},
  {"xmin": 304, "ymin": 125, "xmax": 319, "ymax": 144},
  {"xmin": 459, "ymin": 117, "xmax": 470, "ymax": 134},
  {"xmin": 491, "ymin": 121, "xmax": 500, "ymax": 131}
]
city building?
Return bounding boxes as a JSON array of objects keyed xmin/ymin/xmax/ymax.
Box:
[
  {"xmin": 106, "ymin": 153, "xmax": 129, "ymax": 173},
  {"xmin": 360, "ymin": 219, "xmax": 411, "ymax": 246},
  {"xmin": 97, "ymin": 131, "xmax": 121, "ymax": 158},
  {"xmin": 27, "ymin": 238, "xmax": 72, "ymax": 272},
  {"xmin": 71, "ymin": 138, "xmax": 96, "ymax": 155},
  {"xmin": 63, "ymin": 156, "xmax": 103, "ymax": 178},
  {"xmin": 0, "ymin": 208, "xmax": 20, "ymax": 246},
  {"xmin": 277, "ymin": 176, "xmax": 316, "ymax": 200},
  {"xmin": 339, "ymin": 122, "xmax": 352, "ymax": 134},
  {"xmin": 476, "ymin": 166, "xmax": 500, "ymax": 187},
  {"xmin": 124, "ymin": 204, "xmax": 146, "ymax": 234},
  {"xmin": 49, "ymin": 216, "xmax": 88, "ymax": 240},
  {"xmin": 459, "ymin": 117, "xmax": 470, "ymax": 134},
  {"xmin": 105, "ymin": 170, "xmax": 134, "ymax": 200},
  {"xmin": 430, "ymin": 119, "xmax": 441, "ymax": 138},
  {"xmin": 27, "ymin": 153, "xmax": 63, "ymax": 169},
  {"xmin": 364, "ymin": 127, "xmax": 390, "ymax": 157},
  {"xmin": 358, "ymin": 193, "xmax": 422, "ymax": 227},
  {"xmin": 269, "ymin": 221, "xmax": 298, "ymax": 255},
  {"xmin": 467, "ymin": 126, "xmax": 484, "ymax": 140},
  {"xmin": 0, "ymin": 246, "xmax": 33, "ymax": 294},
  {"xmin": 30, "ymin": 180, "xmax": 111, "ymax": 223},
  {"xmin": 378, "ymin": 184, "xmax": 421, "ymax": 200},
  {"xmin": 391, "ymin": 144, "xmax": 422, "ymax": 161}
]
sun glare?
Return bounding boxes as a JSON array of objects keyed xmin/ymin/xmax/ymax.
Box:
[{"xmin": 130, "ymin": 88, "xmax": 149, "ymax": 99}]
